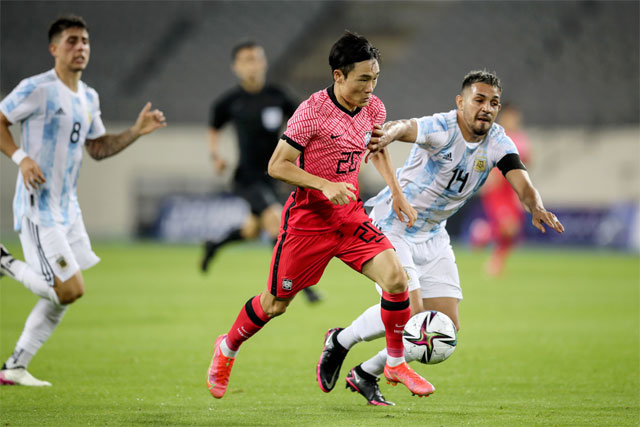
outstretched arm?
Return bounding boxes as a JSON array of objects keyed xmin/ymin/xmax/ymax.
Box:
[
  {"xmin": 368, "ymin": 147, "xmax": 417, "ymax": 227},
  {"xmin": 0, "ymin": 112, "xmax": 46, "ymax": 190},
  {"xmin": 268, "ymin": 139, "xmax": 357, "ymax": 206},
  {"xmin": 85, "ymin": 102, "xmax": 166, "ymax": 161},
  {"xmin": 505, "ymin": 169, "xmax": 564, "ymax": 234},
  {"xmin": 367, "ymin": 120, "xmax": 418, "ymax": 153}
]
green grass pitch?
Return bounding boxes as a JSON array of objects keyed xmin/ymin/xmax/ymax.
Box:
[{"xmin": 1, "ymin": 242, "xmax": 638, "ymax": 425}]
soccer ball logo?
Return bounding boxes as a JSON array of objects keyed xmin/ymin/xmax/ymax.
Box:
[{"xmin": 403, "ymin": 310, "xmax": 457, "ymax": 364}]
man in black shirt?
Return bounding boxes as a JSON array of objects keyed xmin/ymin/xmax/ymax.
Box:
[{"xmin": 202, "ymin": 40, "xmax": 321, "ymax": 303}]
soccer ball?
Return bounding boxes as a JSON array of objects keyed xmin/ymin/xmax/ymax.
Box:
[{"xmin": 403, "ymin": 310, "xmax": 457, "ymax": 364}]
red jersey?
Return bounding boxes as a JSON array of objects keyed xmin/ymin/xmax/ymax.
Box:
[{"xmin": 281, "ymin": 85, "xmax": 386, "ymax": 233}]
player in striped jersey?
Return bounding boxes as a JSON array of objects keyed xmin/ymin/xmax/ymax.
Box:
[
  {"xmin": 207, "ymin": 32, "xmax": 434, "ymax": 401},
  {"xmin": 0, "ymin": 16, "xmax": 165, "ymax": 386},
  {"xmin": 319, "ymin": 71, "xmax": 564, "ymax": 405}
]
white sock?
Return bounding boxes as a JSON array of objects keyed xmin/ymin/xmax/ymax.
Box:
[
  {"xmin": 220, "ymin": 337, "xmax": 238, "ymax": 358},
  {"xmin": 5, "ymin": 298, "xmax": 67, "ymax": 369},
  {"xmin": 4, "ymin": 348, "xmax": 34, "ymax": 370},
  {"xmin": 386, "ymin": 355, "xmax": 404, "ymax": 367},
  {"xmin": 10, "ymin": 259, "xmax": 60, "ymax": 305},
  {"xmin": 360, "ymin": 345, "xmax": 420, "ymax": 378},
  {"xmin": 337, "ymin": 304, "xmax": 385, "ymax": 350},
  {"xmin": 361, "ymin": 348, "xmax": 387, "ymax": 377}
]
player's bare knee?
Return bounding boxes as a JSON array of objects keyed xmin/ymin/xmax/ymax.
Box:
[
  {"xmin": 263, "ymin": 301, "xmax": 287, "ymax": 318},
  {"xmin": 55, "ymin": 276, "xmax": 85, "ymax": 304},
  {"xmin": 380, "ymin": 266, "xmax": 408, "ymax": 294},
  {"xmin": 57, "ymin": 288, "xmax": 84, "ymax": 304},
  {"xmin": 259, "ymin": 293, "xmax": 288, "ymax": 318}
]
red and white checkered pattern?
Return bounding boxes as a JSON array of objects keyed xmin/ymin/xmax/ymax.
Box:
[{"xmin": 282, "ymin": 87, "xmax": 386, "ymax": 233}]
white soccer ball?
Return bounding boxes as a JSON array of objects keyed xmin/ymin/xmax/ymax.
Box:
[{"xmin": 403, "ymin": 310, "xmax": 457, "ymax": 364}]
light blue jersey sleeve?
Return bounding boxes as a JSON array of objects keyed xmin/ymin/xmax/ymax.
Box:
[
  {"xmin": 412, "ymin": 110, "xmax": 455, "ymax": 152},
  {"xmin": 84, "ymin": 86, "xmax": 106, "ymax": 139},
  {"xmin": 0, "ymin": 77, "xmax": 43, "ymax": 124}
]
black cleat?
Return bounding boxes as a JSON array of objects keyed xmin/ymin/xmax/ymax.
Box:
[
  {"xmin": 0, "ymin": 244, "xmax": 17, "ymax": 279},
  {"xmin": 200, "ymin": 241, "xmax": 219, "ymax": 273},
  {"xmin": 303, "ymin": 287, "xmax": 323, "ymax": 304},
  {"xmin": 346, "ymin": 365, "xmax": 395, "ymax": 406},
  {"xmin": 316, "ymin": 327, "xmax": 348, "ymax": 392}
]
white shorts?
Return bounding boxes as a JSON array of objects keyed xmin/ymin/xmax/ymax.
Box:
[
  {"xmin": 18, "ymin": 216, "xmax": 100, "ymax": 284},
  {"xmin": 380, "ymin": 228, "xmax": 462, "ymax": 300}
]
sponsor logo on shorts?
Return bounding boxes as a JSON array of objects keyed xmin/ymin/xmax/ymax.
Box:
[
  {"xmin": 56, "ymin": 256, "xmax": 68, "ymax": 269},
  {"xmin": 282, "ymin": 278, "xmax": 293, "ymax": 291}
]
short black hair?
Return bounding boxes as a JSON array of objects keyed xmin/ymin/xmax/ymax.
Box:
[
  {"xmin": 48, "ymin": 15, "xmax": 88, "ymax": 43},
  {"xmin": 329, "ymin": 31, "xmax": 380, "ymax": 78},
  {"xmin": 461, "ymin": 70, "xmax": 502, "ymax": 92},
  {"xmin": 231, "ymin": 40, "xmax": 262, "ymax": 61}
]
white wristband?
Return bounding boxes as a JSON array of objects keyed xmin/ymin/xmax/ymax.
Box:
[{"xmin": 11, "ymin": 149, "xmax": 27, "ymax": 166}]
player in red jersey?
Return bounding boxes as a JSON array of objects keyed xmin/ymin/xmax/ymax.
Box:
[
  {"xmin": 471, "ymin": 103, "xmax": 532, "ymax": 275},
  {"xmin": 207, "ymin": 31, "xmax": 433, "ymax": 401}
]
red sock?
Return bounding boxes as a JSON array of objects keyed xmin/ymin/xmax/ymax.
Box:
[
  {"xmin": 226, "ymin": 295, "xmax": 271, "ymax": 351},
  {"xmin": 380, "ymin": 290, "xmax": 410, "ymax": 358}
]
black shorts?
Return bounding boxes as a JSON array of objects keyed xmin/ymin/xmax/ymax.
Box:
[{"xmin": 234, "ymin": 181, "xmax": 280, "ymax": 215}]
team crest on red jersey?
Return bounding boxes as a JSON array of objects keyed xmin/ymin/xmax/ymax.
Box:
[
  {"xmin": 282, "ymin": 278, "xmax": 293, "ymax": 291},
  {"xmin": 364, "ymin": 130, "xmax": 372, "ymax": 147}
]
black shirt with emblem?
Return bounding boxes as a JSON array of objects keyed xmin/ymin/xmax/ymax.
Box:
[{"xmin": 209, "ymin": 84, "xmax": 298, "ymax": 186}]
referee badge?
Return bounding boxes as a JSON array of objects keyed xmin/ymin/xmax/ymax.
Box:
[
  {"xmin": 262, "ymin": 107, "xmax": 283, "ymax": 131},
  {"xmin": 282, "ymin": 278, "xmax": 293, "ymax": 291},
  {"xmin": 473, "ymin": 156, "xmax": 487, "ymax": 172}
]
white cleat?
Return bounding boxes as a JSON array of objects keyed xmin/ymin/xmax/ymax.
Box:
[
  {"xmin": 0, "ymin": 244, "xmax": 17, "ymax": 279},
  {"xmin": 0, "ymin": 368, "xmax": 52, "ymax": 386}
]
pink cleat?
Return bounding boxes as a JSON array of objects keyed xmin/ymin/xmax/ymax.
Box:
[
  {"xmin": 207, "ymin": 334, "xmax": 235, "ymax": 399},
  {"xmin": 384, "ymin": 362, "xmax": 435, "ymax": 397}
]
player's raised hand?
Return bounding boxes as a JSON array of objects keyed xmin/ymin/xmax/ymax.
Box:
[
  {"xmin": 133, "ymin": 102, "xmax": 167, "ymax": 136},
  {"xmin": 531, "ymin": 208, "xmax": 564, "ymax": 234},
  {"xmin": 321, "ymin": 181, "xmax": 357, "ymax": 206},
  {"xmin": 19, "ymin": 157, "xmax": 46, "ymax": 190},
  {"xmin": 392, "ymin": 193, "xmax": 417, "ymax": 228}
]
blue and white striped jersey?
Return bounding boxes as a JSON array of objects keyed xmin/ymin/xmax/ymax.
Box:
[
  {"xmin": 0, "ymin": 69, "xmax": 106, "ymax": 231},
  {"xmin": 367, "ymin": 109, "xmax": 519, "ymax": 243}
]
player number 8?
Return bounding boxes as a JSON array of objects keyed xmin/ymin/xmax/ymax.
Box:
[{"xmin": 70, "ymin": 122, "xmax": 81, "ymax": 144}]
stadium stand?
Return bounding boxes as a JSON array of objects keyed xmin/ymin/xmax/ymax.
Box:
[
  {"xmin": 0, "ymin": 1, "xmax": 638, "ymax": 242},
  {"xmin": 1, "ymin": 1, "xmax": 637, "ymax": 126}
]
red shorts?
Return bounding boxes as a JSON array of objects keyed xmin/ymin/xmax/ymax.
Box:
[{"xmin": 267, "ymin": 207, "xmax": 394, "ymax": 298}]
